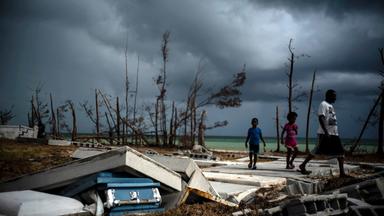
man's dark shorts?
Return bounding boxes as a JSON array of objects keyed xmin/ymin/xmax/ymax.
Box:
[
  {"xmin": 311, "ymin": 134, "xmax": 344, "ymax": 157},
  {"xmin": 249, "ymin": 144, "xmax": 260, "ymax": 154}
]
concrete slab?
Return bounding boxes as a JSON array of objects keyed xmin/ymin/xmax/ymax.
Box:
[
  {"xmin": 174, "ymin": 171, "xmax": 240, "ymax": 207},
  {"xmin": 203, "ymin": 171, "xmax": 286, "ymax": 187},
  {"xmin": 188, "ymin": 169, "xmax": 220, "ymax": 197},
  {"xmin": 200, "ymin": 157, "xmax": 361, "ymax": 198},
  {"xmin": 209, "ymin": 181, "xmax": 257, "ymax": 196},
  {"xmin": 0, "ymin": 146, "xmax": 182, "ymax": 193},
  {"xmin": 148, "ymin": 154, "xmax": 223, "ymax": 205},
  {"xmin": 161, "ymin": 181, "xmax": 189, "ymax": 211},
  {"xmin": 285, "ymin": 178, "xmax": 324, "ymax": 195},
  {"xmin": 71, "ymin": 147, "xmax": 110, "ymax": 159},
  {"xmin": 148, "ymin": 155, "xmax": 199, "ymax": 182},
  {"xmin": 0, "ymin": 190, "xmax": 86, "ymax": 216},
  {"xmin": 180, "ymin": 187, "xmax": 238, "ymax": 207},
  {"xmin": 232, "ymin": 188, "xmax": 260, "ymax": 204},
  {"xmin": 48, "ymin": 139, "xmax": 72, "ymax": 146},
  {"xmin": 194, "ymin": 160, "xmax": 245, "ymax": 168},
  {"xmin": 209, "ymin": 181, "xmax": 260, "ymax": 204},
  {"xmin": 202, "ymin": 159, "xmax": 360, "ymax": 179}
]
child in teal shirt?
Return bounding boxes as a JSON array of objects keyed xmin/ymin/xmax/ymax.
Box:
[{"xmin": 245, "ymin": 118, "xmax": 266, "ymax": 170}]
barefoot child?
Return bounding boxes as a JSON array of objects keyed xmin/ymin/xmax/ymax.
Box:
[
  {"xmin": 280, "ymin": 112, "xmax": 298, "ymax": 169},
  {"xmin": 245, "ymin": 118, "xmax": 266, "ymax": 170}
]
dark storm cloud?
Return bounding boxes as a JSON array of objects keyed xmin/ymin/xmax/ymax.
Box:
[
  {"xmin": 251, "ymin": 0, "xmax": 384, "ymax": 73},
  {"xmin": 253, "ymin": 0, "xmax": 384, "ymax": 18},
  {"xmin": 110, "ymin": 0, "xmax": 384, "ymax": 103}
]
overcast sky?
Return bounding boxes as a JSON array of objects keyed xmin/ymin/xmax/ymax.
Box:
[{"xmin": 1, "ymin": 0, "xmax": 383, "ymax": 139}]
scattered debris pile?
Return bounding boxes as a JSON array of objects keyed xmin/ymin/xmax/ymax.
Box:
[
  {"xmin": 1, "ymin": 138, "xmax": 384, "ymax": 216},
  {"xmin": 0, "ymin": 141, "xmax": 234, "ymax": 215}
]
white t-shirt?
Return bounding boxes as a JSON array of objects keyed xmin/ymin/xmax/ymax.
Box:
[{"xmin": 317, "ymin": 101, "xmax": 338, "ymax": 136}]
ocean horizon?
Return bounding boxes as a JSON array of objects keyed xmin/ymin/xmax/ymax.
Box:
[{"xmin": 204, "ymin": 135, "xmax": 379, "ymax": 153}]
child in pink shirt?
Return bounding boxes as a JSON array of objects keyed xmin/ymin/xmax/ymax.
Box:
[{"xmin": 280, "ymin": 112, "xmax": 298, "ymax": 169}]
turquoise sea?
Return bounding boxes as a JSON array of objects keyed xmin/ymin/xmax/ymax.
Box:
[
  {"xmin": 204, "ymin": 136, "xmax": 379, "ymax": 153},
  {"xmin": 68, "ymin": 133, "xmax": 378, "ymax": 153}
]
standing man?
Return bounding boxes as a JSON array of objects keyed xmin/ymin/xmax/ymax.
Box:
[{"xmin": 298, "ymin": 89, "xmax": 347, "ymax": 177}]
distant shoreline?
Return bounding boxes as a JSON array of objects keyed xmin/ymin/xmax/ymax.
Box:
[{"xmin": 205, "ymin": 136, "xmax": 378, "ymax": 153}]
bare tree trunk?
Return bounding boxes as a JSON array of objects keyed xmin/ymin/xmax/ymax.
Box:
[
  {"xmin": 378, "ymin": 48, "xmax": 384, "ymax": 154},
  {"xmin": 173, "ymin": 108, "xmax": 178, "ymax": 146},
  {"xmin": 160, "ymin": 31, "xmax": 170, "ymax": 146},
  {"xmin": 95, "ymin": 89, "xmax": 100, "ymax": 137},
  {"xmin": 190, "ymin": 97, "xmax": 196, "ymax": 148},
  {"xmin": 56, "ymin": 108, "xmax": 60, "ymax": 136},
  {"xmin": 189, "ymin": 107, "xmax": 193, "ymax": 147},
  {"xmin": 35, "ymin": 89, "xmax": 41, "ymax": 121},
  {"xmin": 349, "ymin": 94, "xmax": 381, "ymax": 153},
  {"xmin": 122, "ymin": 122, "xmax": 126, "ymax": 145},
  {"xmin": 125, "ymin": 38, "xmax": 129, "ymax": 118},
  {"xmin": 162, "ymin": 100, "xmax": 167, "ymax": 146},
  {"xmin": 275, "ymin": 106, "xmax": 280, "ymax": 152},
  {"xmin": 49, "ymin": 93, "xmax": 57, "ymax": 137},
  {"xmin": 184, "ymin": 98, "xmax": 190, "ymax": 148},
  {"xmin": 190, "ymin": 80, "xmax": 199, "ymax": 148},
  {"xmin": 198, "ymin": 110, "xmax": 207, "ymax": 146},
  {"xmin": 31, "ymin": 96, "xmax": 37, "ymax": 126},
  {"xmin": 168, "ymin": 101, "xmax": 175, "ymax": 146},
  {"xmin": 28, "ymin": 112, "xmax": 32, "ymax": 127},
  {"xmin": 125, "ymin": 38, "xmax": 129, "ymax": 145},
  {"xmin": 378, "ymin": 85, "xmax": 384, "ymax": 154},
  {"xmin": 116, "ymin": 97, "xmax": 121, "ymax": 145},
  {"xmin": 28, "ymin": 96, "xmax": 36, "ymax": 127},
  {"xmin": 133, "ymin": 55, "xmax": 140, "ymax": 145},
  {"xmin": 155, "ymin": 100, "xmax": 159, "ymax": 145},
  {"xmin": 105, "ymin": 112, "xmax": 113, "ymax": 145},
  {"xmin": 98, "ymin": 90, "xmax": 117, "ymax": 130},
  {"xmin": 152, "ymin": 31, "xmax": 170, "ymax": 146},
  {"xmin": 305, "ymin": 70, "xmax": 316, "ymax": 153},
  {"xmin": 288, "ymin": 39, "xmax": 295, "ymax": 113},
  {"xmin": 183, "ymin": 113, "xmax": 187, "ymax": 146},
  {"xmin": 67, "ymin": 101, "xmax": 77, "ymax": 141},
  {"xmin": 31, "ymin": 95, "xmax": 41, "ymax": 134}
]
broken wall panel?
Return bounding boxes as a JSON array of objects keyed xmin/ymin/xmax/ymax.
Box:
[
  {"xmin": 148, "ymin": 155, "xmax": 198, "ymax": 182},
  {"xmin": 329, "ymin": 177, "xmax": 384, "ymax": 205},
  {"xmin": 148, "ymin": 154, "xmax": 231, "ymax": 207},
  {"xmin": 0, "ymin": 125, "xmax": 38, "ymax": 139}
]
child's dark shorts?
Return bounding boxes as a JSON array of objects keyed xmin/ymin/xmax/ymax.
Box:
[
  {"xmin": 249, "ymin": 144, "xmax": 260, "ymax": 154},
  {"xmin": 311, "ymin": 134, "xmax": 345, "ymax": 157}
]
